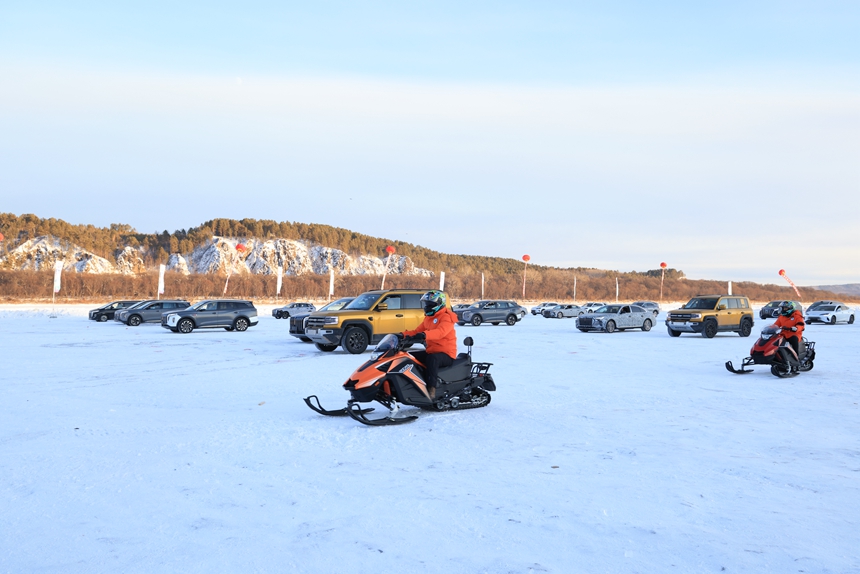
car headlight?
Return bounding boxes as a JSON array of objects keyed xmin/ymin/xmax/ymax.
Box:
[
  {"xmin": 690, "ymin": 313, "xmax": 702, "ymax": 319},
  {"xmin": 322, "ymin": 316, "xmax": 339, "ymax": 325},
  {"xmin": 463, "ymin": 312, "xmax": 472, "ymax": 318}
]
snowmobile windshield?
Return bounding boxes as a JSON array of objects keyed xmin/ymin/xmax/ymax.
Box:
[
  {"xmin": 684, "ymin": 298, "xmax": 719, "ymax": 310},
  {"xmin": 343, "ymin": 293, "xmax": 382, "ymax": 311},
  {"xmin": 371, "ymin": 334, "xmax": 400, "ymax": 360},
  {"xmin": 760, "ymin": 325, "xmax": 781, "ymax": 340}
]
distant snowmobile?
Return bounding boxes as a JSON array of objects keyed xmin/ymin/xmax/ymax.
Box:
[
  {"xmin": 726, "ymin": 324, "xmax": 816, "ymax": 378},
  {"xmin": 304, "ymin": 334, "xmax": 496, "ymax": 426}
]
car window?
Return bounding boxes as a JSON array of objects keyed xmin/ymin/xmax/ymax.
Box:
[
  {"xmin": 147, "ymin": 302, "xmax": 162, "ymax": 310},
  {"xmin": 381, "ymin": 295, "xmax": 402, "ymax": 310},
  {"xmin": 726, "ymin": 298, "xmax": 739, "ymax": 309},
  {"xmin": 631, "ymin": 306, "xmax": 644, "ymax": 313},
  {"xmin": 344, "ymin": 293, "xmax": 381, "ymax": 311},
  {"xmin": 402, "ymin": 294, "xmax": 422, "ymax": 309},
  {"xmin": 685, "ymin": 298, "xmax": 719, "ymax": 310}
]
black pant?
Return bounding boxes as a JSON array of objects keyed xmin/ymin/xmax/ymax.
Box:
[
  {"xmin": 786, "ymin": 335, "xmax": 802, "ymax": 357},
  {"xmin": 411, "ymin": 351, "xmax": 453, "ymax": 390}
]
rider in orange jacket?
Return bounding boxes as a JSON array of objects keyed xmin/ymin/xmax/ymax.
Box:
[
  {"xmin": 773, "ymin": 301, "xmax": 805, "ymax": 358},
  {"xmin": 401, "ymin": 290, "xmax": 458, "ymax": 400}
]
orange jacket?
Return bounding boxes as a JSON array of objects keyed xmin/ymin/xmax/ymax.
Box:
[
  {"xmin": 404, "ymin": 307, "xmax": 458, "ymax": 358},
  {"xmin": 774, "ymin": 310, "xmax": 805, "ymax": 337}
]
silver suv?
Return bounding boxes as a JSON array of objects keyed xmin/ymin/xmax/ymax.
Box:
[
  {"xmin": 115, "ymin": 300, "xmax": 190, "ymax": 326},
  {"xmin": 162, "ymin": 300, "xmax": 259, "ymax": 333},
  {"xmin": 456, "ymin": 300, "xmax": 528, "ymax": 326}
]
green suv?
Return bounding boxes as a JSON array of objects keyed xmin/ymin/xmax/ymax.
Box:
[
  {"xmin": 665, "ymin": 295, "xmax": 754, "ymax": 338},
  {"xmin": 305, "ymin": 289, "xmax": 447, "ymax": 354}
]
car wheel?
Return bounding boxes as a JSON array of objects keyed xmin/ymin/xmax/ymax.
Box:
[
  {"xmin": 505, "ymin": 314, "xmax": 517, "ymax": 326},
  {"xmin": 557, "ymin": 314, "xmax": 564, "ymax": 319},
  {"xmin": 299, "ymin": 337, "xmax": 312, "ymax": 343},
  {"xmin": 128, "ymin": 315, "xmax": 142, "ymax": 326},
  {"xmin": 605, "ymin": 320, "xmax": 616, "ymax": 333},
  {"xmin": 667, "ymin": 327, "xmax": 681, "ymax": 337},
  {"xmin": 642, "ymin": 319, "xmax": 652, "ymax": 331},
  {"xmin": 471, "ymin": 315, "xmax": 483, "ymax": 326},
  {"xmin": 178, "ymin": 318, "xmax": 194, "ymax": 334},
  {"xmin": 577, "ymin": 328, "xmax": 587, "ymax": 332},
  {"xmin": 98, "ymin": 314, "xmax": 108, "ymax": 322},
  {"xmin": 342, "ymin": 326, "xmax": 369, "ymax": 354},
  {"xmin": 830, "ymin": 315, "xmax": 837, "ymax": 325},
  {"xmin": 224, "ymin": 327, "xmax": 234, "ymax": 331},
  {"xmin": 315, "ymin": 343, "xmax": 338, "ymax": 352},
  {"xmin": 849, "ymin": 315, "xmax": 855, "ymax": 325},
  {"xmin": 738, "ymin": 317, "xmax": 753, "ymax": 337},
  {"xmin": 702, "ymin": 319, "xmax": 718, "ymax": 338},
  {"xmin": 491, "ymin": 322, "xmax": 500, "ymax": 326},
  {"xmin": 457, "ymin": 322, "xmax": 465, "ymax": 326},
  {"xmin": 234, "ymin": 318, "xmax": 249, "ymax": 332}
]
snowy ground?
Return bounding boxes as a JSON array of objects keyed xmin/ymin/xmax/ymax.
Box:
[{"xmin": 1, "ymin": 304, "xmax": 859, "ymax": 573}]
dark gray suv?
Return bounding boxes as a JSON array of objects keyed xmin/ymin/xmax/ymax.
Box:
[
  {"xmin": 116, "ymin": 300, "xmax": 190, "ymax": 326},
  {"xmin": 161, "ymin": 300, "xmax": 259, "ymax": 333},
  {"xmin": 455, "ymin": 300, "xmax": 528, "ymax": 326}
]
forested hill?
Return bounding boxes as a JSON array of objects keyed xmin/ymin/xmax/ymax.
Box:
[{"xmin": 0, "ymin": 212, "xmax": 679, "ymax": 279}]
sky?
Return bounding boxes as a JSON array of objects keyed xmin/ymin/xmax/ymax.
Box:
[{"xmin": 1, "ymin": 1, "xmax": 858, "ymax": 284}]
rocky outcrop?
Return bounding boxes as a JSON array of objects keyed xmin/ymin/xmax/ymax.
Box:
[{"xmin": 0, "ymin": 234, "xmax": 434, "ymax": 278}]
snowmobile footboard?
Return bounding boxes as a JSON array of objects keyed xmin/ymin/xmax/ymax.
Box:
[
  {"xmin": 725, "ymin": 358, "xmax": 754, "ymax": 374},
  {"xmin": 304, "ymin": 395, "xmax": 374, "ymax": 417}
]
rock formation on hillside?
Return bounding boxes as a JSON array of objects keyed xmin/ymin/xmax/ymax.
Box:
[{"xmin": 0, "ymin": 234, "xmax": 434, "ymax": 278}]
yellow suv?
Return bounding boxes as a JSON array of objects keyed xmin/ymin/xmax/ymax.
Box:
[
  {"xmin": 665, "ymin": 295, "xmax": 755, "ymax": 338},
  {"xmin": 305, "ymin": 289, "xmax": 449, "ymax": 354}
]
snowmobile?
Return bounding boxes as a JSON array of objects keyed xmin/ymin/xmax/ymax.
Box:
[
  {"xmin": 725, "ymin": 324, "xmax": 815, "ymax": 378},
  {"xmin": 303, "ymin": 334, "xmax": 496, "ymax": 426}
]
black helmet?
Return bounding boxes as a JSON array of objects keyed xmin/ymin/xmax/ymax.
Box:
[
  {"xmin": 420, "ymin": 290, "xmax": 446, "ymax": 316},
  {"xmin": 779, "ymin": 301, "xmax": 796, "ymax": 317}
]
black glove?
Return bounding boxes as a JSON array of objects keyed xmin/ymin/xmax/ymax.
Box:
[
  {"xmin": 789, "ymin": 326, "xmax": 798, "ymax": 332},
  {"xmin": 411, "ymin": 332, "xmax": 426, "ymax": 341}
]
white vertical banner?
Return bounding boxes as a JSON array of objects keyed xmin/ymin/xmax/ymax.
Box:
[
  {"xmin": 53, "ymin": 261, "xmax": 63, "ymax": 294},
  {"xmin": 573, "ymin": 275, "xmax": 577, "ymax": 303},
  {"xmin": 439, "ymin": 271, "xmax": 445, "ymax": 291},
  {"xmin": 728, "ymin": 281, "xmax": 733, "ymax": 295},
  {"xmin": 158, "ymin": 264, "xmax": 166, "ymax": 297},
  {"xmin": 276, "ymin": 265, "xmax": 283, "ymax": 296},
  {"xmin": 481, "ymin": 273, "xmax": 484, "ymax": 299},
  {"xmin": 615, "ymin": 277, "xmax": 619, "ymax": 302},
  {"xmin": 329, "ymin": 268, "xmax": 335, "ymax": 298}
]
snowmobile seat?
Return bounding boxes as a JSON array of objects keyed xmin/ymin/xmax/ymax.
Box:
[{"xmin": 439, "ymin": 356, "xmax": 472, "ymax": 383}]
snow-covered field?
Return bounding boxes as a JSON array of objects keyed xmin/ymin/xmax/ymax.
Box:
[{"xmin": 2, "ymin": 304, "xmax": 858, "ymax": 573}]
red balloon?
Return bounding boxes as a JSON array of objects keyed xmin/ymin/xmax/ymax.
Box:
[
  {"xmin": 386, "ymin": 245, "xmax": 396, "ymax": 254},
  {"xmin": 778, "ymin": 269, "xmax": 786, "ymax": 276},
  {"xmin": 660, "ymin": 262, "xmax": 667, "ymax": 269},
  {"xmin": 236, "ymin": 243, "xmax": 246, "ymax": 252},
  {"xmin": 0, "ymin": 232, "xmax": 4, "ymax": 241},
  {"xmin": 522, "ymin": 255, "xmax": 531, "ymax": 262}
]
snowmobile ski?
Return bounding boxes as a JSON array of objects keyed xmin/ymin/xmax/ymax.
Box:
[
  {"xmin": 304, "ymin": 395, "xmax": 374, "ymax": 417},
  {"xmin": 346, "ymin": 402, "xmax": 418, "ymax": 426},
  {"xmin": 725, "ymin": 360, "xmax": 754, "ymax": 374}
]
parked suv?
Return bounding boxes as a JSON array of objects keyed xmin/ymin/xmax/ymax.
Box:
[
  {"xmin": 304, "ymin": 289, "xmax": 444, "ymax": 354},
  {"xmin": 455, "ymin": 300, "xmax": 528, "ymax": 326},
  {"xmin": 116, "ymin": 300, "xmax": 190, "ymax": 326},
  {"xmin": 161, "ymin": 300, "xmax": 258, "ymax": 333},
  {"xmin": 273, "ymin": 302, "xmax": 316, "ymax": 319},
  {"xmin": 89, "ymin": 300, "xmax": 140, "ymax": 322},
  {"xmin": 666, "ymin": 295, "xmax": 754, "ymax": 338},
  {"xmin": 531, "ymin": 302, "xmax": 558, "ymax": 315}
]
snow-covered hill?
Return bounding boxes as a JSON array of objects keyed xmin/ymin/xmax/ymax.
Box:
[{"xmin": 0, "ymin": 235, "xmax": 434, "ymax": 278}]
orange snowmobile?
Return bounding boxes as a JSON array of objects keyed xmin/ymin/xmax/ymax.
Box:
[{"xmin": 304, "ymin": 334, "xmax": 496, "ymax": 426}]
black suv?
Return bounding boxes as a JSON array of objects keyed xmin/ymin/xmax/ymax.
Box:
[
  {"xmin": 162, "ymin": 300, "xmax": 259, "ymax": 333},
  {"xmin": 88, "ymin": 300, "xmax": 140, "ymax": 322},
  {"xmin": 290, "ymin": 297, "xmax": 353, "ymax": 343},
  {"xmin": 273, "ymin": 302, "xmax": 316, "ymax": 319}
]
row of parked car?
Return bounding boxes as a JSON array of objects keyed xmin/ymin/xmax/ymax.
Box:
[
  {"xmin": 89, "ymin": 299, "xmax": 260, "ymax": 333},
  {"xmin": 88, "ymin": 289, "xmax": 855, "ymax": 350},
  {"xmin": 758, "ymin": 299, "xmax": 855, "ymax": 324}
]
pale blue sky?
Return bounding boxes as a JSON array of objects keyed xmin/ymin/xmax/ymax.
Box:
[{"xmin": 1, "ymin": 1, "xmax": 858, "ymax": 283}]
